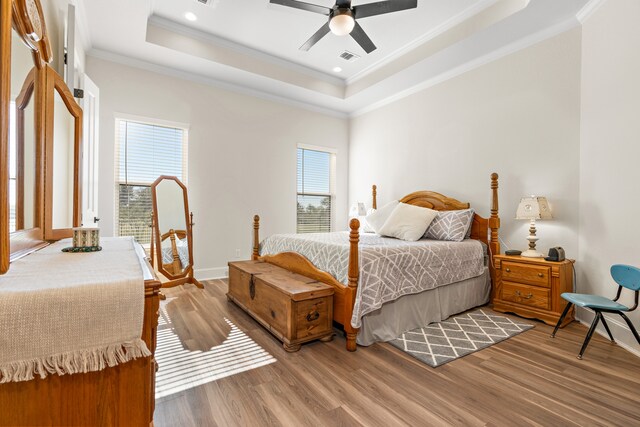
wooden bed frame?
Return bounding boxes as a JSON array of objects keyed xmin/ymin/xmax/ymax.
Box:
[{"xmin": 252, "ymin": 173, "xmax": 500, "ymax": 351}]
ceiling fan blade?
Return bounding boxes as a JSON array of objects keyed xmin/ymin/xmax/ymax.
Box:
[
  {"xmin": 299, "ymin": 22, "xmax": 331, "ymax": 51},
  {"xmin": 352, "ymin": 0, "xmax": 417, "ymax": 19},
  {"xmin": 269, "ymin": 0, "xmax": 330, "ymax": 16},
  {"xmin": 350, "ymin": 22, "xmax": 376, "ymax": 54}
]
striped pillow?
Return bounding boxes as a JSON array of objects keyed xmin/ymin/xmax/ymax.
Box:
[{"xmin": 424, "ymin": 209, "xmax": 475, "ymax": 242}]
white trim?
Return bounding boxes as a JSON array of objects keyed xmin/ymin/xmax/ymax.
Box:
[
  {"xmin": 577, "ymin": 0, "xmax": 607, "ymax": 24},
  {"xmin": 576, "ymin": 307, "xmax": 640, "ymax": 358},
  {"xmin": 87, "ymin": 49, "xmax": 349, "ymax": 120},
  {"xmin": 113, "ymin": 112, "xmax": 190, "ymax": 132},
  {"xmin": 346, "ymin": 0, "xmax": 499, "ymax": 85},
  {"xmin": 297, "ymin": 143, "xmax": 338, "ymax": 155},
  {"xmin": 195, "ymin": 267, "xmax": 228, "ymax": 281},
  {"xmin": 148, "ymin": 15, "xmax": 345, "ymax": 87},
  {"xmin": 350, "ymin": 16, "xmax": 580, "ymax": 117}
]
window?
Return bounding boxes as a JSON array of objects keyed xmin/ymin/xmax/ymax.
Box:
[
  {"xmin": 296, "ymin": 147, "xmax": 335, "ymax": 233},
  {"xmin": 115, "ymin": 118, "xmax": 187, "ymax": 245}
]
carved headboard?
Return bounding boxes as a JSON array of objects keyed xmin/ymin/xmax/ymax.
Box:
[{"xmin": 370, "ymin": 173, "xmax": 501, "ymax": 287}]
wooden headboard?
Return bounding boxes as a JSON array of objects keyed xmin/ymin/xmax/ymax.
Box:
[{"xmin": 370, "ymin": 173, "xmax": 501, "ymax": 293}]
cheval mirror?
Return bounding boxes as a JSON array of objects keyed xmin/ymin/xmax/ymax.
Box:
[{"xmin": 151, "ymin": 175, "xmax": 202, "ymax": 289}]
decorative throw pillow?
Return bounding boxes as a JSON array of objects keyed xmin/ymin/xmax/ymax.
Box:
[
  {"xmin": 379, "ymin": 203, "xmax": 438, "ymax": 241},
  {"xmin": 424, "ymin": 209, "xmax": 475, "ymax": 242},
  {"xmin": 465, "ymin": 209, "xmax": 475, "ymax": 239},
  {"xmin": 365, "ymin": 201, "xmax": 399, "ymax": 234}
]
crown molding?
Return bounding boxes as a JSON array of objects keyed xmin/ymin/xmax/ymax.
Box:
[
  {"xmin": 350, "ymin": 16, "xmax": 580, "ymax": 118},
  {"xmin": 576, "ymin": 0, "xmax": 607, "ymax": 24},
  {"xmin": 87, "ymin": 48, "xmax": 349, "ymax": 119},
  {"xmin": 346, "ymin": 0, "xmax": 499, "ymax": 85},
  {"xmin": 147, "ymin": 15, "xmax": 345, "ymax": 87}
]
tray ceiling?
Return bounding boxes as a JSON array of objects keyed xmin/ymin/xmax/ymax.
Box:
[{"xmin": 79, "ymin": 0, "xmax": 592, "ymax": 116}]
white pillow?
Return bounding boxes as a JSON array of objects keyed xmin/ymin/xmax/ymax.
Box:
[
  {"xmin": 360, "ymin": 216, "xmax": 375, "ymax": 233},
  {"xmin": 364, "ymin": 201, "xmax": 399, "ymax": 234},
  {"xmin": 379, "ymin": 203, "xmax": 438, "ymax": 241}
]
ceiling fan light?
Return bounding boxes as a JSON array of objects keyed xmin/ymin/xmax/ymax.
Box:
[{"xmin": 329, "ymin": 10, "xmax": 355, "ymax": 36}]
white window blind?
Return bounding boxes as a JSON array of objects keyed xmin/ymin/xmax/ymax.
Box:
[
  {"xmin": 297, "ymin": 147, "xmax": 334, "ymax": 233},
  {"xmin": 115, "ymin": 118, "xmax": 187, "ymax": 245}
]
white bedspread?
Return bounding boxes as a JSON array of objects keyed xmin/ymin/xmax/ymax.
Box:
[
  {"xmin": 260, "ymin": 232, "xmax": 486, "ymax": 328},
  {"xmin": 0, "ymin": 237, "xmax": 150, "ymax": 383}
]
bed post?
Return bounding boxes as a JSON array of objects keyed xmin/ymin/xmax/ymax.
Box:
[
  {"xmin": 489, "ymin": 173, "xmax": 500, "ymax": 299},
  {"xmin": 372, "ymin": 185, "xmax": 377, "ymax": 210},
  {"xmin": 252, "ymin": 215, "xmax": 260, "ymax": 261},
  {"xmin": 345, "ymin": 218, "xmax": 360, "ymax": 352}
]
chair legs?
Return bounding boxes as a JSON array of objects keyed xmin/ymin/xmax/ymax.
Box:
[
  {"xmin": 578, "ymin": 311, "xmax": 602, "ymax": 360},
  {"xmin": 599, "ymin": 314, "xmax": 615, "ymax": 343},
  {"xmin": 551, "ymin": 302, "xmax": 573, "ymax": 338},
  {"xmin": 618, "ymin": 312, "xmax": 640, "ymax": 345}
]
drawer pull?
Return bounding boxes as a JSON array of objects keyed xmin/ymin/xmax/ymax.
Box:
[
  {"xmin": 306, "ymin": 310, "xmax": 320, "ymax": 322},
  {"xmin": 538, "ymin": 273, "xmax": 544, "ymax": 278},
  {"xmin": 505, "ymin": 268, "xmax": 511, "ymax": 272},
  {"xmin": 515, "ymin": 290, "xmax": 533, "ymax": 299}
]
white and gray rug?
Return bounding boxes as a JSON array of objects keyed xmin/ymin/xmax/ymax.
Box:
[{"xmin": 389, "ymin": 309, "xmax": 534, "ymax": 367}]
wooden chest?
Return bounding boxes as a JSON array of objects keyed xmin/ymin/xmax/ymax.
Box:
[{"xmin": 228, "ymin": 260, "xmax": 334, "ymax": 352}]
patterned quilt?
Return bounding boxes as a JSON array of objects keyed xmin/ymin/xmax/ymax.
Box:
[{"xmin": 260, "ymin": 232, "xmax": 485, "ymax": 328}]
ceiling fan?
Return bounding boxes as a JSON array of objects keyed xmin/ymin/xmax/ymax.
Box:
[{"xmin": 270, "ymin": 0, "xmax": 418, "ymax": 54}]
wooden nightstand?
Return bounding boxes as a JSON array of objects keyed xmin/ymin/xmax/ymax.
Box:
[{"xmin": 493, "ymin": 255, "xmax": 575, "ymax": 327}]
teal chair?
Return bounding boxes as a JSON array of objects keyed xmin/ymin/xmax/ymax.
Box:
[{"xmin": 551, "ymin": 264, "xmax": 640, "ymax": 359}]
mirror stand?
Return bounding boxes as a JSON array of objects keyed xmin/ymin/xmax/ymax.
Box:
[
  {"xmin": 150, "ymin": 175, "xmax": 202, "ymax": 291},
  {"xmin": 150, "ymin": 212, "xmax": 203, "ymax": 290}
]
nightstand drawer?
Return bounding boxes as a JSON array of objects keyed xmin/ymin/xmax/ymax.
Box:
[
  {"xmin": 501, "ymin": 282, "xmax": 550, "ymax": 310},
  {"xmin": 502, "ymin": 262, "xmax": 551, "ymax": 287}
]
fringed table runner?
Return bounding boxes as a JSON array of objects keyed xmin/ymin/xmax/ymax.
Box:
[{"xmin": 0, "ymin": 237, "xmax": 150, "ymax": 383}]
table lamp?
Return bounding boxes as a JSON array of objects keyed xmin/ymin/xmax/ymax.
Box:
[
  {"xmin": 349, "ymin": 202, "xmax": 367, "ymax": 219},
  {"xmin": 515, "ymin": 195, "xmax": 552, "ymax": 257}
]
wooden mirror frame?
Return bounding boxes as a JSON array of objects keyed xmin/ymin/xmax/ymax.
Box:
[
  {"xmin": 151, "ymin": 175, "xmax": 202, "ymax": 289},
  {"xmin": 1, "ymin": 0, "xmax": 51, "ymax": 273},
  {"xmin": 43, "ymin": 65, "xmax": 82, "ymax": 240}
]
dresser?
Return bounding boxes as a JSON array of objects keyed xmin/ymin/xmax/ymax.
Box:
[{"xmin": 493, "ymin": 255, "xmax": 574, "ymax": 327}]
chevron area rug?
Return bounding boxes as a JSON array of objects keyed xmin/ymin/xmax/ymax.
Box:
[{"xmin": 389, "ymin": 309, "xmax": 534, "ymax": 367}]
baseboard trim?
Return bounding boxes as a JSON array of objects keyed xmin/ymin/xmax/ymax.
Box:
[
  {"xmin": 195, "ymin": 267, "xmax": 228, "ymax": 281},
  {"xmin": 576, "ymin": 307, "xmax": 640, "ymax": 357}
]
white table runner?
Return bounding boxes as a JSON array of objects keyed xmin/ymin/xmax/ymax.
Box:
[{"xmin": 0, "ymin": 237, "xmax": 150, "ymax": 383}]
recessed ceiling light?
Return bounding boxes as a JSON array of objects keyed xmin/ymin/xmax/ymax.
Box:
[
  {"xmin": 332, "ymin": 66, "xmax": 342, "ymax": 73},
  {"xmin": 184, "ymin": 12, "xmax": 197, "ymax": 22}
]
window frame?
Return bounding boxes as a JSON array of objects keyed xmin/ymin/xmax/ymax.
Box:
[
  {"xmin": 113, "ymin": 114, "xmax": 189, "ymax": 247},
  {"xmin": 296, "ymin": 144, "xmax": 336, "ymax": 233}
]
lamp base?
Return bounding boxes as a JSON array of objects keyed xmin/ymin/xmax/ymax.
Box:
[{"xmin": 521, "ymin": 249, "xmax": 544, "ymax": 258}]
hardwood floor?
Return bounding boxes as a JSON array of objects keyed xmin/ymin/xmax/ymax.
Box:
[{"xmin": 154, "ymin": 280, "xmax": 640, "ymax": 427}]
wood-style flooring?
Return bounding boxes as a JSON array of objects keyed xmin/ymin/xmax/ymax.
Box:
[{"xmin": 154, "ymin": 279, "xmax": 640, "ymax": 427}]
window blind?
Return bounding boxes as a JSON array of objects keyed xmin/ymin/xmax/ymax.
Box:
[
  {"xmin": 115, "ymin": 119, "xmax": 187, "ymax": 245},
  {"xmin": 296, "ymin": 148, "xmax": 334, "ymax": 233}
]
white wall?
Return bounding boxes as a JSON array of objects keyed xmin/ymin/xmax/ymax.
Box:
[
  {"xmin": 86, "ymin": 56, "xmax": 349, "ymax": 278},
  {"xmin": 350, "ymin": 28, "xmax": 583, "ymax": 258},
  {"xmin": 579, "ymin": 0, "xmax": 640, "ymax": 353}
]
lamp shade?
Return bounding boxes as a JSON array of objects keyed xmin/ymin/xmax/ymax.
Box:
[
  {"xmin": 515, "ymin": 196, "xmax": 552, "ymax": 220},
  {"xmin": 349, "ymin": 202, "xmax": 367, "ymax": 218}
]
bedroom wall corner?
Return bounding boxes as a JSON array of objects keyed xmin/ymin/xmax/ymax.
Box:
[
  {"xmin": 578, "ymin": 0, "xmax": 640, "ymax": 355},
  {"xmin": 348, "ymin": 27, "xmax": 583, "ymax": 260}
]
